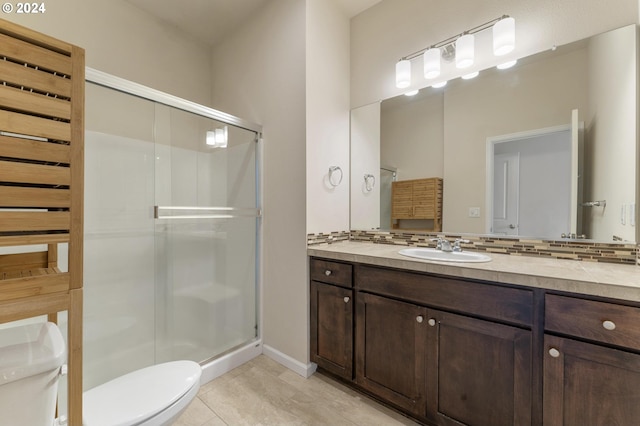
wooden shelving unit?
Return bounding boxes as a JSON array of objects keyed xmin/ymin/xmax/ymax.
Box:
[
  {"xmin": 0, "ymin": 18, "xmax": 84, "ymax": 424},
  {"xmin": 391, "ymin": 177, "xmax": 443, "ymax": 231}
]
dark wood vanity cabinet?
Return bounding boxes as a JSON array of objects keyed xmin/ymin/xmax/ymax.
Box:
[
  {"xmin": 310, "ymin": 259, "xmax": 354, "ymax": 380},
  {"xmin": 310, "ymin": 256, "xmax": 640, "ymax": 426},
  {"xmin": 426, "ymin": 310, "xmax": 532, "ymax": 426},
  {"xmin": 543, "ymin": 294, "xmax": 640, "ymax": 425},
  {"xmin": 355, "ymin": 292, "xmax": 428, "ymax": 414},
  {"xmin": 354, "ymin": 265, "xmax": 534, "ymax": 424},
  {"xmin": 354, "ymin": 291, "xmax": 533, "ymax": 425}
]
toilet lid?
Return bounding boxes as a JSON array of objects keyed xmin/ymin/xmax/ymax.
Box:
[{"xmin": 83, "ymin": 360, "xmax": 201, "ymax": 426}]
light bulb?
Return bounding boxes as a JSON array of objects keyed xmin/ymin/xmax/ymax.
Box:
[
  {"xmin": 497, "ymin": 60, "xmax": 517, "ymax": 69},
  {"xmin": 456, "ymin": 34, "xmax": 474, "ymax": 69},
  {"xmin": 396, "ymin": 60, "xmax": 411, "ymax": 88},
  {"xmin": 493, "ymin": 17, "xmax": 515, "ymax": 56},
  {"xmin": 423, "ymin": 48, "xmax": 440, "ymax": 79}
]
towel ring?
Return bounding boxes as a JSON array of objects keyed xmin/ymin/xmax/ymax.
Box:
[
  {"xmin": 328, "ymin": 166, "xmax": 343, "ymax": 187},
  {"xmin": 364, "ymin": 174, "xmax": 375, "ymax": 192}
]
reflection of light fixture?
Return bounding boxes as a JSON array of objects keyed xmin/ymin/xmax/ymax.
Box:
[
  {"xmin": 206, "ymin": 125, "xmax": 228, "ymax": 148},
  {"xmin": 404, "ymin": 89, "xmax": 419, "ymax": 96},
  {"xmin": 462, "ymin": 71, "xmax": 479, "ymax": 79},
  {"xmin": 456, "ymin": 34, "xmax": 474, "ymax": 69},
  {"xmin": 493, "ymin": 17, "xmax": 515, "ymax": 56},
  {"xmin": 395, "ymin": 59, "xmax": 411, "ymax": 88},
  {"xmin": 395, "ymin": 16, "xmax": 515, "ymax": 87},
  {"xmin": 497, "ymin": 59, "xmax": 517, "ymax": 69},
  {"xmin": 432, "ymin": 81, "xmax": 447, "ymax": 89}
]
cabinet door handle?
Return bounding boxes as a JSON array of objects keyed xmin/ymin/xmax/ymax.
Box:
[
  {"xmin": 428, "ymin": 318, "xmax": 436, "ymax": 326},
  {"xmin": 416, "ymin": 315, "xmax": 424, "ymax": 323},
  {"xmin": 549, "ymin": 348, "xmax": 560, "ymax": 358},
  {"xmin": 602, "ymin": 320, "xmax": 616, "ymax": 330},
  {"xmin": 343, "ymin": 296, "xmax": 350, "ymax": 303},
  {"xmin": 324, "ymin": 270, "xmax": 332, "ymax": 276}
]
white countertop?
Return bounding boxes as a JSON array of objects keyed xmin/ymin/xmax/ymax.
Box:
[{"xmin": 308, "ymin": 241, "xmax": 640, "ymax": 302}]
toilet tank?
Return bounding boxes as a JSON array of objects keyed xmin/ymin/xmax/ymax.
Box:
[{"xmin": 0, "ymin": 322, "xmax": 66, "ymax": 426}]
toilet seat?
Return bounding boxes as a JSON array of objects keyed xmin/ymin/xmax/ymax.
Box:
[{"xmin": 83, "ymin": 360, "xmax": 201, "ymax": 426}]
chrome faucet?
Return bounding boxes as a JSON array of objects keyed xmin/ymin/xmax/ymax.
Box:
[
  {"xmin": 431, "ymin": 237, "xmax": 470, "ymax": 252},
  {"xmin": 430, "ymin": 237, "xmax": 453, "ymax": 252},
  {"xmin": 453, "ymin": 239, "xmax": 470, "ymax": 252}
]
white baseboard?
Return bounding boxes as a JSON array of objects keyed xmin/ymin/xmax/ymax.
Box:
[
  {"xmin": 200, "ymin": 339, "xmax": 263, "ymax": 384},
  {"xmin": 263, "ymin": 344, "xmax": 317, "ymax": 378}
]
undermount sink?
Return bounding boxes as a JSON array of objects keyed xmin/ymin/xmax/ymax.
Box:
[{"xmin": 398, "ymin": 248, "xmax": 492, "ymax": 263}]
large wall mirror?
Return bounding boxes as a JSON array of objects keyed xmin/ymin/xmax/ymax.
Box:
[{"xmin": 351, "ymin": 24, "xmax": 638, "ymax": 243}]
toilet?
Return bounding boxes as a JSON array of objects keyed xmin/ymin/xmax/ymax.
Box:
[
  {"xmin": 0, "ymin": 322, "xmax": 201, "ymax": 426},
  {"xmin": 83, "ymin": 359, "xmax": 201, "ymax": 426}
]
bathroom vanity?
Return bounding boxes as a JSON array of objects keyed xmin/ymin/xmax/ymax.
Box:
[{"xmin": 308, "ymin": 242, "xmax": 640, "ymax": 426}]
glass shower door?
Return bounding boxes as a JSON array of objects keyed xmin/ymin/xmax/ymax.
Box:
[{"xmin": 153, "ymin": 104, "xmax": 259, "ymax": 363}]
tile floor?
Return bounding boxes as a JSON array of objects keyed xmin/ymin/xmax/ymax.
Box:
[{"xmin": 175, "ymin": 355, "xmax": 420, "ymax": 425}]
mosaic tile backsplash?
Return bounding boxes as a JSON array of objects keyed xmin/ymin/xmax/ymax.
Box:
[{"xmin": 308, "ymin": 230, "xmax": 639, "ymax": 265}]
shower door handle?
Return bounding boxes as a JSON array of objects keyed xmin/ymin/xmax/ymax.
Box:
[{"xmin": 154, "ymin": 206, "xmax": 262, "ymax": 219}]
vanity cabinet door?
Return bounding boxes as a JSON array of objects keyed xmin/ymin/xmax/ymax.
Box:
[
  {"xmin": 355, "ymin": 292, "xmax": 427, "ymax": 416},
  {"xmin": 310, "ymin": 281, "xmax": 353, "ymax": 380},
  {"xmin": 543, "ymin": 334, "xmax": 640, "ymax": 426},
  {"xmin": 426, "ymin": 310, "xmax": 532, "ymax": 426}
]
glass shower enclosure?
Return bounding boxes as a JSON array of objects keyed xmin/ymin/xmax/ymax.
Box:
[{"xmin": 83, "ymin": 70, "xmax": 261, "ymax": 390}]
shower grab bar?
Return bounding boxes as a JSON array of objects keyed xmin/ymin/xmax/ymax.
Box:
[{"xmin": 154, "ymin": 206, "xmax": 262, "ymax": 220}]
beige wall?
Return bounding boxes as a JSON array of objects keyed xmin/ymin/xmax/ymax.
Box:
[
  {"xmin": 443, "ymin": 47, "xmax": 589, "ymax": 233},
  {"xmin": 585, "ymin": 25, "xmax": 637, "ymax": 241},
  {"xmin": 306, "ymin": 0, "xmax": 351, "ymax": 235},
  {"xmin": 351, "ymin": 102, "xmax": 381, "ymax": 229},
  {"xmin": 351, "ymin": 0, "xmax": 638, "ymax": 108},
  {"xmin": 209, "ymin": 0, "xmax": 309, "ymax": 366},
  {"xmin": 4, "ymin": 0, "xmax": 213, "ymax": 106},
  {"xmin": 381, "ymin": 93, "xmax": 444, "ymax": 181}
]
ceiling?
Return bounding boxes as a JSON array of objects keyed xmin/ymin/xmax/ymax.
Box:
[{"xmin": 126, "ymin": 0, "xmax": 382, "ymax": 46}]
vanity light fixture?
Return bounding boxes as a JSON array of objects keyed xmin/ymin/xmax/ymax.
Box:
[
  {"xmin": 404, "ymin": 89, "xmax": 419, "ymax": 96},
  {"xmin": 462, "ymin": 71, "xmax": 479, "ymax": 79},
  {"xmin": 423, "ymin": 47, "xmax": 441, "ymax": 79},
  {"xmin": 396, "ymin": 59, "xmax": 411, "ymax": 88},
  {"xmin": 493, "ymin": 17, "xmax": 516, "ymax": 56},
  {"xmin": 206, "ymin": 125, "xmax": 228, "ymax": 148},
  {"xmin": 456, "ymin": 34, "xmax": 475, "ymax": 68},
  {"xmin": 432, "ymin": 81, "xmax": 447, "ymax": 89},
  {"xmin": 395, "ymin": 15, "xmax": 515, "ymax": 88}
]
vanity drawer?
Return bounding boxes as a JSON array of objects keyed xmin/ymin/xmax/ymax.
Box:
[
  {"xmin": 546, "ymin": 294, "xmax": 640, "ymax": 351},
  {"xmin": 310, "ymin": 258, "xmax": 353, "ymax": 288},
  {"xmin": 356, "ymin": 265, "xmax": 533, "ymax": 326}
]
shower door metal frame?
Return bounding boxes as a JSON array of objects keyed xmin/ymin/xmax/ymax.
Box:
[{"xmin": 85, "ymin": 67, "xmax": 264, "ymax": 361}]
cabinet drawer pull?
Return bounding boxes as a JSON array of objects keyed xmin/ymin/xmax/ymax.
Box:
[
  {"xmin": 416, "ymin": 315, "xmax": 424, "ymax": 323},
  {"xmin": 428, "ymin": 318, "xmax": 436, "ymax": 326},
  {"xmin": 343, "ymin": 296, "xmax": 350, "ymax": 303},
  {"xmin": 602, "ymin": 320, "xmax": 616, "ymax": 331},
  {"xmin": 549, "ymin": 348, "xmax": 560, "ymax": 358},
  {"xmin": 324, "ymin": 270, "xmax": 332, "ymax": 276}
]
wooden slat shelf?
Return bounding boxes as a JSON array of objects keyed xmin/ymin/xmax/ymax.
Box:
[
  {"xmin": 0, "ymin": 17, "xmax": 84, "ymax": 425},
  {"xmin": 0, "ymin": 270, "xmax": 69, "ymax": 302},
  {"xmin": 0, "ymin": 266, "xmax": 60, "ymax": 279}
]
